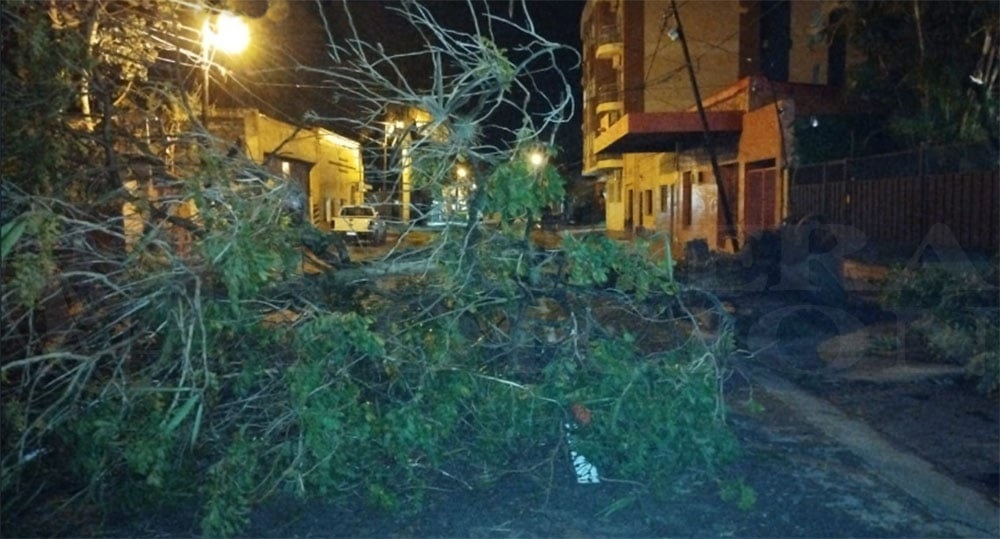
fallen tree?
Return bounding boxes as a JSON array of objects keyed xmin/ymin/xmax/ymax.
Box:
[{"xmin": 1, "ymin": 2, "xmax": 741, "ymax": 536}]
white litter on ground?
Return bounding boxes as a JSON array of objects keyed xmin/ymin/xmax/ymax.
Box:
[{"xmin": 564, "ymin": 422, "xmax": 600, "ymax": 484}]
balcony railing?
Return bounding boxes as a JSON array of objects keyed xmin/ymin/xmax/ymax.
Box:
[
  {"xmin": 595, "ymin": 23, "xmax": 623, "ymax": 60},
  {"xmin": 597, "ymin": 24, "xmax": 621, "ymax": 46},
  {"xmin": 597, "ymin": 83, "xmax": 620, "ymax": 103},
  {"xmin": 596, "ymin": 82, "xmax": 623, "ymax": 115}
]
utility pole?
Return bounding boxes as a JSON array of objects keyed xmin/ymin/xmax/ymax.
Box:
[{"xmin": 670, "ymin": 0, "xmax": 739, "ymax": 252}]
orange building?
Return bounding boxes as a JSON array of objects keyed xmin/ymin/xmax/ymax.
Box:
[{"xmin": 581, "ymin": 0, "xmax": 851, "ymax": 255}]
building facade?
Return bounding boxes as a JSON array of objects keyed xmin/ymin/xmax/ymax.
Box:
[
  {"xmin": 213, "ymin": 108, "xmax": 365, "ymax": 229},
  {"xmin": 581, "ymin": 0, "xmax": 848, "ymax": 255}
]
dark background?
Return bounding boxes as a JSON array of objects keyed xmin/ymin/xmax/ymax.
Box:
[{"xmin": 219, "ymin": 0, "xmax": 585, "ymax": 169}]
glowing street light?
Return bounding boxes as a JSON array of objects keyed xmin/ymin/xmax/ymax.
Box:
[
  {"xmin": 206, "ymin": 13, "xmax": 250, "ymax": 53},
  {"xmin": 201, "ymin": 12, "xmax": 249, "ymax": 127},
  {"xmin": 528, "ymin": 148, "xmax": 546, "ymax": 169}
]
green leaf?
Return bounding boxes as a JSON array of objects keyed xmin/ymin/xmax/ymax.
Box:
[
  {"xmin": 163, "ymin": 394, "xmax": 199, "ymax": 435},
  {"xmin": 1, "ymin": 218, "xmax": 27, "ymax": 259},
  {"xmin": 597, "ymin": 495, "xmax": 636, "ymax": 520}
]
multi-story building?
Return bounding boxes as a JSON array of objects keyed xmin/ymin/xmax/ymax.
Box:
[{"xmin": 581, "ymin": 0, "xmax": 848, "ymax": 255}]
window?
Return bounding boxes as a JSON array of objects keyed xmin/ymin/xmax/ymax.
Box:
[
  {"xmin": 659, "ymin": 185, "xmax": 669, "ymax": 213},
  {"xmin": 644, "ymin": 189, "xmax": 653, "ymax": 214}
]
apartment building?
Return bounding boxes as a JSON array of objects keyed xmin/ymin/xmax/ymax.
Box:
[{"xmin": 581, "ymin": 0, "xmax": 847, "ymax": 255}]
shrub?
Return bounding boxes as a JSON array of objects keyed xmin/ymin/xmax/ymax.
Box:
[{"xmin": 881, "ymin": 261, "xmax": 999, "ymax": 394}]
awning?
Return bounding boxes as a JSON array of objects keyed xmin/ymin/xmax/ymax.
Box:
[{"xmin": 593, "ymin": 111, "xmax": 744, "ymax": 154}]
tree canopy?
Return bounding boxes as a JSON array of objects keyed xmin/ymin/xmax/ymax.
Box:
[{"xmin": 834, "ymin": 0, "xmax": 999, "ymax": 147}]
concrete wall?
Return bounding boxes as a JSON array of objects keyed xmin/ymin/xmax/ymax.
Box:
[
  {"xmin": 221, "ymin": 109, "xmax": 363, "ymax": 228},
  {"xmin": 605, "ymin": 174, "xmax": 625, "ymax": 231},
  {"xmin": 641, "ymin": 1, "xmax": 742, "ymax": 113},
  {"xmin": 739, "ymin": 103, "xmax": 782, "ymax": 164}
]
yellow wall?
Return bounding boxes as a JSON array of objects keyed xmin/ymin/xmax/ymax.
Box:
[
  {"xmin": 641, "ymin": 1, "xmax": 741, "ymax": 113},
  {"xmin": 236, "ymin": 110, "xmax": 363, "ymax": 227},
  {"xmin": 626, "ymin": 153, "xmax": 666, "ymax": 230},
  {"xmin": 602, "ymin": 168, "xmax": 627, "ymax": 233}
]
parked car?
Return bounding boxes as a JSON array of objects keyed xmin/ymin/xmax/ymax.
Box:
[{"xmin": 330, "ymin": 204, "xmax": 386, "ymax": 245}]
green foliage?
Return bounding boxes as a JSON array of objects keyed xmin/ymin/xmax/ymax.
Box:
[
  {"xmin": 1, "ymin": 217, "xmax": 27, "ymax": 259},
  {"xmin": 465, "ymin": 379, "xmax": 558, "ymax": 467},
  {"xmin": 836, "ymin": 0, "xmax": 999, "ymax": 145},
  {"xmin": 0, "ymin": 2, "xmax": 742, "ymax": 537},
  {"xmin": 544, "ymin": 337, "xmax": 738, "ymax": 493},
  {"xmin": 483, "ymin": 155, "xmax": 565, "ymax": 225},
  {"xmin": 1, "ymin": 3, "xmax": 84, "ymax": 197},
  {"xmin": 473, "ymin": 37, "xmax": 516, "ymax": 89},
  {"xmin": 3, "ymin": 210, "xmax": 60, "ymax": 308},
  {"xmin": 719, "ymin": 478, "xmax": 757, "ymax": 511},
  {"xmin": 61, "ymin": 393, "xmax": 196, "ymax": 511},
  {"xmin": 563, "ymin": 233, "xmax": 677, "ymax": 299},
  {"xmin": 881, "ymin": 261, "xmax": 999, "ymax": 393},
  {"xmin": 285, "ymin": 312, "xmax": 385, "ymax": 498},
  {"xmin": 201, "ymin": 434, "xmax": 260, "ymax": 538}
]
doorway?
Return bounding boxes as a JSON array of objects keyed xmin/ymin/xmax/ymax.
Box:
[{"xmin": 745, "ymin": 160, "xmax": 778, "ymax": 237}]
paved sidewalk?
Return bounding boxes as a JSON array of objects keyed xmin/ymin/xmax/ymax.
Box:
[{"xmin": 747, "ymin": 366, "xmax": 999, "ymax": 538}]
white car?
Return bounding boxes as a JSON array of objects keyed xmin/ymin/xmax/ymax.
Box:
[{"xmin": 331, "ymin": 205, "xmax": 387, "ymax": 245}]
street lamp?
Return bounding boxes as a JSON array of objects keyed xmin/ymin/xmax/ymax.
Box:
[
  {"xmin": 528, "ymin": 148, "xmax": 546, "ymax": 169},
  {"xmin": 201, "ymin": 12, "xmax": 249, "ymax": 127}
]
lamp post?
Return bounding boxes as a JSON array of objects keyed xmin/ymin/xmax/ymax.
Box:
[{"xmin": 201, "ymin": 12, "xmax": 249, "ymax": 128}]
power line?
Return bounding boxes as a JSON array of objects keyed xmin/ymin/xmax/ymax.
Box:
[{"xmin": 620, "ymin": 0, "xmax": 795, "ymax": 102}]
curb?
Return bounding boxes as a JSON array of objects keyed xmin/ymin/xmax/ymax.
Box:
[{"xmin": 749, "ymin": 366, "xmax": 1000, "ymax": 537}]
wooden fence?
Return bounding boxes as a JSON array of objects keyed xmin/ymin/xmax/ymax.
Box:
[{"xmin": 789, "ymin": 145, "xmax": 999, "ymax": 253}]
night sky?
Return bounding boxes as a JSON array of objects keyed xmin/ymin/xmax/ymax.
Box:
[{"xmin": 222, "ymin": 0, "xmax": 585, "ymax": 170}]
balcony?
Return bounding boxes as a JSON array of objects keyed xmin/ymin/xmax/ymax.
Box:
[
  {"xmin": 583, "ymin": 151, "xmax": 623, "ymax": 176},
  {"xmin": 596, "ymin": 83, "xmax": 624, "ymax": 115},
  {"xmin": 593, "ymin": 111, "xmax": 744, "ymax": 154},
  {"xmin": 595, "ymin": 24, "xmax": 622, "ymax": 60},
  {"xmin": 594, "ymin": 153, "xmax": 623, "ymax": 169}
]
